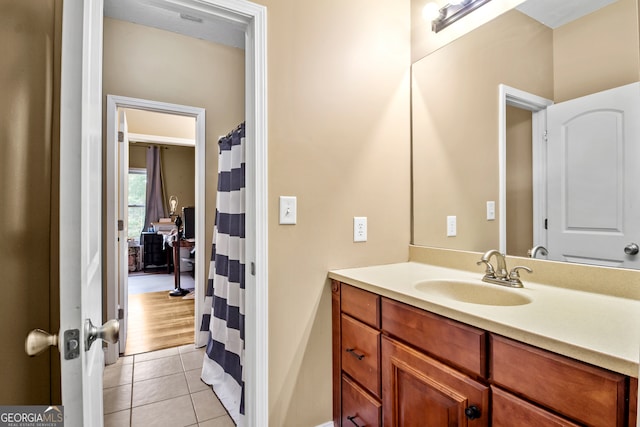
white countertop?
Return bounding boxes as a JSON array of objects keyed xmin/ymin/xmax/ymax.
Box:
[{"xmin": 329, "ymin": 261, "xmax": 640, "ymax": 377}]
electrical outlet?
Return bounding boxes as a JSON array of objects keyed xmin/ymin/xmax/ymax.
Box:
[
  {"xmin": 487, "ymin": 201, "xmax": 495, "ymax": 221},
  {"xmin": 354, "ymin": 217, "xmax": 367, "ymax": 242},
  {"xmin": 447, "ymin": 216, "xmax": 457, "ymax": 237}
]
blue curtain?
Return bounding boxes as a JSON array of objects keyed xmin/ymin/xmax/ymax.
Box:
[
  {"xmin": 201, "ymin": 123, "xmax": 246, "ymax": 425},
  {"xmin": 142, "ymin": 146, "xmax": 166, "ymax": 233}
]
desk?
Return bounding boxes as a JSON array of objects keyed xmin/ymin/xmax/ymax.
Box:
[{"xmin": 169, "ymin": 237, "xmax": 194, "ymax": 297}]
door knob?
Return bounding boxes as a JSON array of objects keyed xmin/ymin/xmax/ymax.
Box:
[
  {"xmin": 25, "ymin": 329, "xmax": 59, "ymax": 356},
  {"xmin": 85, "ymin": 318, "xmax": 119, "ymax": 351},
  {"xmin": 624, "ymin": 243, "xmax": 639, "ymax": 255}
]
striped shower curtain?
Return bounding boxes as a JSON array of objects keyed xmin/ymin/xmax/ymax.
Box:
[{"xmin": 201, "ymin": 123, "xmax": 246, "ymax": 425}]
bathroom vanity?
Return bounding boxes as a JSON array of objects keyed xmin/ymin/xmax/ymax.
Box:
[{"xmin": 329, "ymin": 251, "xmax": 639, "ymax": 426}]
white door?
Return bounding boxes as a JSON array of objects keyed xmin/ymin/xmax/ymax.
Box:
[
  {"xmin": 546, "ymin": 82, "xmax": 640, "ymax": 269},
  {"xmin": 118, "ymin": 109, "xmax": 129, "ymax": 354},
  {"xmin": 59, "ymin": 0, "xmax": 113, "ymax": 425}
]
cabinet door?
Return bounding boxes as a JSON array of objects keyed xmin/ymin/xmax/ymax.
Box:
[
  {"xmin": 382, "ymin": 336, "xmax": 489, "ymax": 427},
  {"xmin": 492, "ymin": 386, "xmax": 581, "ymax": 427}
]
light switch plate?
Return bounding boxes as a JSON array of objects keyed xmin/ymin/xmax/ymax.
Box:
[
  {"xmin": 279, "ymin": 196, "xmax": 297, "ymax": 224},
  {"xmin": 354, "ymin": 217, "xmax": 367, "ymax": 242}
]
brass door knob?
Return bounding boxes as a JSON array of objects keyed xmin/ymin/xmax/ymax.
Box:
[
  {"xmin": 85, "ymin": 318, "xmax": 119, "ymax": 351},
  {"xmin": 25, "ymin": 329, "xmax": 59, "ymax": 356}
]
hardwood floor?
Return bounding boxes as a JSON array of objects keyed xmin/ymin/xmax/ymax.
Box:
[{"xmin": 125, "ymin": 290, "xmax": 195, "ymax": 356}]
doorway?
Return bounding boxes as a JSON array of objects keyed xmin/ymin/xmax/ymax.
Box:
[
  {"xmin": 120, "ymin": 106, "xmax": 198, "ymax": 355},
  {"xmin": 56, "ymin": 0, "xmax": 267, "ymax": 423},
  {"xmin": 106, "ymin": 95, "xmax": 206, "ymax": 359}
]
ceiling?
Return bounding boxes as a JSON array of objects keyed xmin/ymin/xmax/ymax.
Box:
[
  {"xmin": 516, "ymin": 0, "xmax": 618, "ymax": 28},
  {"xmin": 103, "ymin": 0, "xmax": 246, "ymax": 49}
]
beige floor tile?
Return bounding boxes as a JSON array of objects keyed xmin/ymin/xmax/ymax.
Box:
[
  {"xmin": 134, "ymin": 347, "xmax": 180, "ymax": 363},
  {"xmin": 198, "ymin": 415, "xmax": 235, "ymax": 427},
  {"xmin": 104, "ymin": 384, "xmax": 132, "ymax": 414},
  {"xmin": 181, "ymin": 349, "xmax": 205, "ymax": 371},
  {"xmin": 132, "ymin": 372, "xmax": 190, "ymax": 407},
  {"xmin": 131, "ymin": 395, "xmax": 197, "ymax": 427},
  {"xmin": 191, "ymin": 389, "xmax": 227, "ymax": 422},
  {"xmin": 185, "ymin": 368, "xmax": 210, "ymax": 393},
  {"xmin": 133, "ymin": 355, "xmax": 184, "ymax": 382},
  {"xmin": 104, "ymin": 362, "xmax": 133, "ymax": 388},
  {"xmin": 104, "ymin": 409, "xmax": 130, "ymax": 427}
]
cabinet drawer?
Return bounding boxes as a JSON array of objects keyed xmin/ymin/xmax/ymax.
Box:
[
  {"xmin": 341, "ymin": 314, "xmax": 381, "ymax": 397},
  {"xmin": 342, "ymin": 284, "xmax": 380, "ymax": 328},
  {"xmin": 492, "ymin": 386, "xmax": 580, "ymax": 427},
  {"xmin": 342, "ymin": 375, "xmax": 381, "ymax": 427},
  {"xmin": 381, "ymin": 298, "xmax": 487, "ymax": 377},
  {"xmin": 490, "ymin": 335, "xmax": 627, "ymax": 427}
]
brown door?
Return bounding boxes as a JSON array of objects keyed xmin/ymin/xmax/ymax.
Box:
[{"xmin": 0, "ymin": 0, "xmax": 61, "ymax": 405}]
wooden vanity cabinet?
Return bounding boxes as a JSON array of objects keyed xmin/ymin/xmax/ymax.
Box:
[{"xmin": 332, "ymin": 280, "xmax": 638, "ymax": 427}]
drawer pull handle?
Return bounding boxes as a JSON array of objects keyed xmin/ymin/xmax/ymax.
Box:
[
  {"xmin": 345, "ymin": 348, "xmax": 365, "ymax": 360},
  {"xmin": 464, "ymin": 405, "xmax": 481, "ymax": 420},
  {"xmin": 347, "ymin": 415, "xmax": 364, "ymax": 427}
]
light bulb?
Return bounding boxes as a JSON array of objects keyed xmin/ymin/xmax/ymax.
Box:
[{"xmin": 422, "ymin": 2, "xmax": 440, "ymax": 21}]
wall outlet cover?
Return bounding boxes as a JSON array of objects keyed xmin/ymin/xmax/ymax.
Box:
[
  {"xmin": 354, "ymin": 217, "xmax": 367, "ymax": 242},
  {"xmin": 447, "ymin": 215, "xmax": 456, "ymax": 237}
]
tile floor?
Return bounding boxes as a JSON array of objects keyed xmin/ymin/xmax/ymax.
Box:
[{"xmin": 103, "ymin": 344, "xmax": 235, "ymax": 427}]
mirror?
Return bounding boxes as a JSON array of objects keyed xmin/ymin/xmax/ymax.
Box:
[{"xmin": 411, "ymin": 0, "xmax": 640, "ymax": 268}]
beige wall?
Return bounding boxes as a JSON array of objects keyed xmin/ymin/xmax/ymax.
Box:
[
  {"xmin": 103, "ymin": 18, "xmax": 245, "ymax": 290},
  {"xmin": 0, "ymin": 0, "xmax": 61, "ymax": 404},
  {"xmin": 257, "ymin": 0, "xmax": 411, "ymax": 424},
  {"xmin": 553, "ymin": 0, "xmax": 640, "ymax": 102},
  {"xmin": 129, "ymin": 144, "xmax": 196, "ymax": 213},
  {"xmin": 412, "ymin": 0, "xmax": 640, "ymax": 251}
]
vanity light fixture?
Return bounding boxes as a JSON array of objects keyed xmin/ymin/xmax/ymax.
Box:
[{"xmin": 424, "ymin": 0, "xmax": 493, "ymax": 33}]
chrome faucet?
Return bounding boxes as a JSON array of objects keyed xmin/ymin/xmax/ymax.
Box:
[
  {"xmin": 528, "ymin": 245, "xmax": 548, "ymax": 258},
  {"xmin": 478, "ymin": 249, "xmax": 508, "ymax": 279},
  {"xmin": 477, "ymin": 249, "xmax": 532, "ymax": 288}
]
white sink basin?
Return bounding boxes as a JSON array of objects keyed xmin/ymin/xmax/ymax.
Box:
[{"xmin": 414, "ymin": 279, "xmax": 532, "ymax": 306}]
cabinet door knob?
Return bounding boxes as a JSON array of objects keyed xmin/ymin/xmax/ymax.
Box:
[
  {"xmin": 464, "ymin": 405, "xmax": 481, "ymax": 420},
  {"xmin": 345, "ymin": 348, "xmax": 365, "ymax": 360}
]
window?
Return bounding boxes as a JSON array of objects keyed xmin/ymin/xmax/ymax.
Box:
[{"xmin": 128, "ymin": 168, "xmax": 146, "ymax": 239}]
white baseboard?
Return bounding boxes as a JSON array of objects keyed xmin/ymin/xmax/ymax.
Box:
[{"xmin": 315, "ymin": 422, "xmax": 333, "ymax": 427}]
